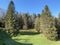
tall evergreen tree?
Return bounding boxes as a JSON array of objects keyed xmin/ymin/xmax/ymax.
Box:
[
  {"xmin": 40, "ymin": 5, "xmax": 58, "ymax": 40},
  {"xmin": 35, "ymin": 17, "xmax": 40, "ymax": 33},
  {"xmin": 17, "ymin": 13, "xmax": 23, "ymax": 29},
  {"xmin": 57, "ymin": 13, "xmax": 60, "ymax": 39},
  {"xmin": 32, "ymin": 14, "xmax": 37, "ymax": 28},
  {"xmin": 5, "ymin": 0, "xmax": 15, "ymax": 35},
  {"xmin": 22, "ymin": 13, "xmax": 29, "ymax": 30}
]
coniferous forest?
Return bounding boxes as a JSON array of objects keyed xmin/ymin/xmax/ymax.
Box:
[{"xmin": 0, "ymin": 0, "xmax": 60, "ymax": 45}]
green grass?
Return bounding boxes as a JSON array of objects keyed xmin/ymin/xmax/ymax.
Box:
[
  {"xmin": 12, "ymin": 29, "xmax": 60, "ymax": 45},
  {"xmin": 0, "ymin": 29, "xmax": 32, "ymax": 45},
  {"xmin": 0, "ymin": 29, "xmax": 60, "ymax": 45}
]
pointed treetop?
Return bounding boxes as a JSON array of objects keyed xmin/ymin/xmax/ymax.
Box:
[
  {"xmin": 10, "ymin": 0, "xmax": 13, "ymax": 2},
  {"xmin": 44, "ymin": 5, "xmax": 50, "ymax": 12},
  {"xmin": 9, "ymin": 0, "xmax": 14, "ymax": 5},
  {"xmin": 45, "ymin": 5, "xmax": 48, "ymax": 9},
  {"xmin": 44, "ymin": 5, "xmax": 51, "ymax": 16},
  {"xmin": 8, "ymin": 0, "xmax": 15, "ymax": 10},
  {"xmin": 10, "ymin": 0, "xmax": 14, "ymax": 4}
]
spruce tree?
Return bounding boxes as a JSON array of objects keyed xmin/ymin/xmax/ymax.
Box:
[
  {"xmin": 22, "ymin": 13, "xmax": 29, "ymax": 30},
  {"xmin": 27, "ymin": 15, "xmax": 32, "ymax": 29},
  {"xmin": 57, "ymin": 13, "xmax": 60, "ymax": 39},
  {"xmin": 40, "ymin": 5, "xmax": 58, "ymax": 40},
  {"xmin": 32, "ymin": 14, "xmax": 37, "ymax": 28},
  {"xmin": 5, "ymin": 0, "xmax": 15, "ymax": 35},
  {"xmin": 18, "ymin": 14, "xmax": 23, "ymax": 29},
  {"xmin": 35, "ymin": 17, "xmax": 40, "ymax": 33}
]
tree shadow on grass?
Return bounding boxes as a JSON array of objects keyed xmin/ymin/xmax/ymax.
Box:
[
  {"xmin": 0, "ymin": 29, "xmax": 33, "ymax": 45},
  {"xmin": 13, "ymin": 38, "xmax": 29, "ymax": 41},
  {"xmin": 19, "ymin": 31, "xmax": 40, "ymax": 35},
  {"xmin": 4, "ymin": 38, "xmax": 32, "ymax": 45}
]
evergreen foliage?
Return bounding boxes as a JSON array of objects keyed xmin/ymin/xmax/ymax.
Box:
[
  {"xmin": 1, "ymin": 0, "xmax": 60, "ymax": 41},
  {"xmin": 35, "ymin": 17, "xmax": 40, "ymax": 33},
  {"xmin": 5, "ymin": 0, "xmax": 15, "ymax": 35},
  {"xmin": 40, "ymin": 5, "xmax": 58, "ymax": 40}
]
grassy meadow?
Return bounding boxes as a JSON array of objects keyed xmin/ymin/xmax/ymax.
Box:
[
  {"xmin": 0, "ymin": 29, "xmax": 60, "ymax": 45},
  {"xmin": 12, "ymin": 29, "xmax": 60, "ymax": 45}
]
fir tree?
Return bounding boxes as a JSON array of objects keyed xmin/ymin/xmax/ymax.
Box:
[
  {"xmin": 57, "ymin": 13, "xmax": 60, "ymax": 39},
  {"xmin": 22, "ymin": 13, "xmax": 29, "ymax": 30},
  {"xmin": 5, "ymin": 0, "xmax": 15, "ymax": 35},
  {"xmin": 35, "ymin": 17, "xmax": 40, "ymax": 33},
  {"xmin": 40, "ymin": 5, "xmax": 58, "ymax": 40}
]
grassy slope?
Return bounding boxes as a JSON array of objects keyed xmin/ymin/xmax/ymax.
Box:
[
  {"xmin": 12, "ymin": 29, "xmax": 60, "ymax": 45},
  {"xmin": 0, "ymin": 29, "xmax": 32, "ymax": 45}
]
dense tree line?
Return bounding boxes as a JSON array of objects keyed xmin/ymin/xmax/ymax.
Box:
[{"xmin": 0, "ymin": 0, "xmax": 60, "ymax": 41}]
